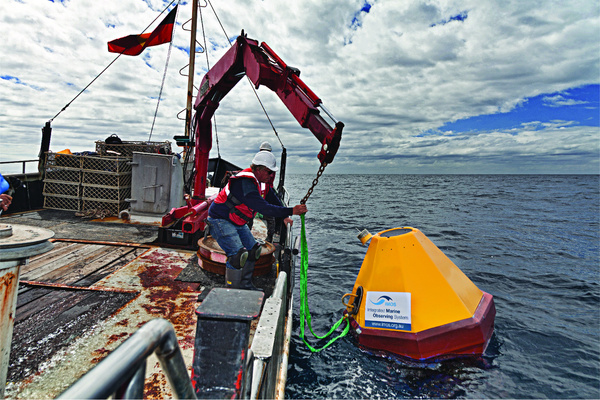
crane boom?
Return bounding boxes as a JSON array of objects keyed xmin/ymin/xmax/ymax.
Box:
[
  {"xmin": 162, "ymin": 32, "xmax": 343, "ymax": 241},
  {"xmin": 192, "ymin": 33, "xmax": 343, "ymax": 199}
]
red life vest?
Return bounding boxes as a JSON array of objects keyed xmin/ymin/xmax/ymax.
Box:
[{"xmin": 214, "ymin": 168, "xmax": 269, "ymax": 226}]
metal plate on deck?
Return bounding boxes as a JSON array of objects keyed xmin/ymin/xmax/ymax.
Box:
[
  {"xmin": 0, "ymin": 224, "xmax": 55, "ymax": 260},
  {"xmin": 196, "ymin": 288, "xmax": 264, "ymax": 320},
  {"xmin": 0, "ymin": 224, "xmax": 54, "ymax": 248}
]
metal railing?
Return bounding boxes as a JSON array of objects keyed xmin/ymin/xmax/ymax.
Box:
[
  {"xmin": 0, "ymin": 159, "xmax": 39, "ymax": 175},
  {"xmin": 250, "ymin": 272, "xmax": 290, "ymax": 399},
  {"xmin": 57, "ymin": 318, "xmax": 196, "ymax": 400}
]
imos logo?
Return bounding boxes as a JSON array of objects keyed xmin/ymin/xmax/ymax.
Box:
[{"xmin": 370, "ymin": 295, "xmax": 396, "ymax": 307}]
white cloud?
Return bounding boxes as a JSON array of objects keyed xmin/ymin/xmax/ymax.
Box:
[
  {"xmin": 543, "ymin": 94, "xmax": 588, "ymax": 107},
  {"xmin": 0, "ymin": 0, "xmax": 598, "ymax": 175}
]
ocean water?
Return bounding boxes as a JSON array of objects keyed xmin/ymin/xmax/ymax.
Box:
[{"xmin": 282, "ymin": 174, "xmax": 599, "ymax": 399}]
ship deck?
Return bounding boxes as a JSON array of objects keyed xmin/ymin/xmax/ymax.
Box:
[{"xmin": 2, "ymin": 209, "xmax": 278, "ymax": 399}]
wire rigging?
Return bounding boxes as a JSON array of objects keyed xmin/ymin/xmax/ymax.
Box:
[
  {"xmin": 149, "ymin": 4, "xmax": 180, "ymax": 141},
  {"xmin": 205, "ymin": 0, "xmax": 284, "ymax": 149}
]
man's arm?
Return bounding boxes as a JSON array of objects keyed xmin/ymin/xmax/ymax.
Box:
[
  {"xmin": 235, "ymin": 179, "xmax": 293, "ymax": 218},
  {"xmin": 265, "ymin": 187, "xmax": 284, "ymax": 207}
]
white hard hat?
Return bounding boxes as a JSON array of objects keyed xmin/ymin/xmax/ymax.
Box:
[
  {"xmin": 259, "ymin": 141, "xmax": 272, "ymax": 152},
  {"xmin": 252, "ymin": 151, "xmax": 278, "ymax": 171}
]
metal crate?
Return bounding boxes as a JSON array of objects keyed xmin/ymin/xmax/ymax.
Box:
[
  {"xmin": 82, "ymin": 171, "xmax": 132, "ymax": 187},
  {"xmin": 43, "ymin": 181, "xmax": 82, "ymax": 197},
  {"xmin": 95, "ymin": 141, "xmax": 171, "ymax": 157},
  {"xmin": 45, "ymin": 152, "xmax": 82, "ymax": 169},
  {"xmin": 43, "ymin": 152, "xmax": 133, "ymax": 215},
  {"xmin": 82, "ymin": 185, "xmax": 131, "ymax": 203},
  {"xmin": 44, "ymin": 168, "xmax": 82, "ymax": 183},
  {"xmin": 44, "ymin": 194, "xmax": 81, "ymax": 212},
  {"xmin": 82, "ymin": 155, "xmax": 132, "ymax": 173}
]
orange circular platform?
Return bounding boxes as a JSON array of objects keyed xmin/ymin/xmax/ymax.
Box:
[{"xmin": 197, "ymin": 236, "xmax": 275, "ymax": 276}]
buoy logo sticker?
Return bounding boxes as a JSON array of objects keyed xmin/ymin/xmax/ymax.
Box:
[
  {"xmin": 370, "ymin": 296, "xmax": 396, "ymax": 307},
  {"xmin": 365, "ymin": 291, "xmax": 411, "ymax": 331}
]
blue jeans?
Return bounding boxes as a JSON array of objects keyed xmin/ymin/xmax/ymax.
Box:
[{"xmin": 207, "ymin": 217, "xmax": 257, "ymax": 270}]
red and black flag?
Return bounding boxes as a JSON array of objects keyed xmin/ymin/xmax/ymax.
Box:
[{"xmin": 108, "ymin": 5, "xmax": 178, "ymax": 56}]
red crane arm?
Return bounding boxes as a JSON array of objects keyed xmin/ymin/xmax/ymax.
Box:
[
  {"xmin": 192, "ymin": 33, "xmax": 344, "ymax": 199},
  {"xmin": 162, "ymin": 33, "xmax": 343, "ymax": 234}
]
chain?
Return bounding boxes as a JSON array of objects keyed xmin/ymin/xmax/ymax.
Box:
[{"xmin": 301, "ymin": 162, "xmax": 327, "ymax": 204}]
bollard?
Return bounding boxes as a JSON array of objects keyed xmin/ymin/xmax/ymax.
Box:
[{"xmin": 0, "ymin": 223, "xmax": 54, "ymax": 398}]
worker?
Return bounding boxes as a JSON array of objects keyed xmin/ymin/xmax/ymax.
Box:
[
  {"xmin": 257, "ymin": 141, "xmax": 274, "ymax": 197},
  {"xmin": 207, "ymin": 151, "xmax": 307, "ymax": 290},
  {"xmin": 257, "ymin": 141, "xmax": 277, "ymax": 241},
  {"xmin": 259, "ymin": 141, "xmax": 272, "ymax": 152},
  {"xmin": 0, "ymin": 173, "xmax": 11, "ymax": 212}
]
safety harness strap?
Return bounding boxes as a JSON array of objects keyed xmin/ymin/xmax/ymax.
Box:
[{"xmin": 224, "ymin": 194, "xmax": 253, "ymax": 223}]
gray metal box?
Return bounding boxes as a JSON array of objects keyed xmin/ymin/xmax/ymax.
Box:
[{"xmin": 128, "ymin": 152, "xmax": 184, "ymax": 215}]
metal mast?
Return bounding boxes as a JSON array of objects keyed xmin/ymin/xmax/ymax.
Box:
[{"xmin": 184, "ymin": 0, "xmax": 198, "ymax": 138}]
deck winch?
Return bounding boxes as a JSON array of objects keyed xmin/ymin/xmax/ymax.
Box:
[{"xmin": 343, "ymin": 227, "xmax": 495, "ymax": 361}]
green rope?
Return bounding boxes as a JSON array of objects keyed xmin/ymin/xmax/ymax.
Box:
[{"xmin": 299, "ymin": 214, "xmax": 350, "ymax": 352}]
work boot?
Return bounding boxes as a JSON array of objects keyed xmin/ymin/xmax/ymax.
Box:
[
  {"xmin": 240, "ymin": 260, "xmax": 263, "ymax": 291},
  {"xmin": 228, "ymin": 248, "xmax": 248, "ymax": 270},
  {"xmin": 248, "ymin": 242, "xmax": 263, "ymax": 261},
  {"xmin": 225, "ymin": 268, "xmax": 243, "ymax": 289}
]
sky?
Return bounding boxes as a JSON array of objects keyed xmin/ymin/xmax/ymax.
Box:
[{"xmin": 1, "ymin": 0, "xmax": 599, "ymax": 175}]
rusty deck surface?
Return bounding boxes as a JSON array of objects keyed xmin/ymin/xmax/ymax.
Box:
[{"xmin": 1, "ymin": 209, "xmax": 273, "ymax": 399}]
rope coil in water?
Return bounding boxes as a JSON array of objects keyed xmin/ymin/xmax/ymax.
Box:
[{"xmin": 299, "ymin": 214, "xmax": 349, "ymax": 352}]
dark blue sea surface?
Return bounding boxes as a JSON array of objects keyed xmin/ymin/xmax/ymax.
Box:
[{"xmin": 283, "ymin": 174, "xmax": 600, "ymax": 399}]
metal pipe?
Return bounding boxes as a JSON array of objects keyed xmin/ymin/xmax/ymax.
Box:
[
  {"xmin": 250, "ymin": 359, "xmax": 266, "ymax": 399},
  {"xmin": 0, "ymin": 260, "xmax": 21, "ymax": 399},
  {"xmin": 189, "ymin": 193, "xmax": 214, "ymax": 215},
  {"xmin": 243, "ymin": 349, "xmax": 255, "ymax": 399},
  {"xmin": 277, "ymin": 148, "xmax": 287, "ymax": 197},
  {"xmin": 155, "ymin": 324, "xmax": 196, "ymax": 399},
  {"xmin": 292, "ymin": 235, "xmax": 300, "ymax": 255},
  {"xmin": 0, "ymin": 160, "xmax": 38, "ymax": 165},
  {"xmin": 0, "ymin": 160, "xmax": 38, "ymax": 175},
  {"xmin": 114, "ymin": 360, "xmax": 146, "ymax": 399},
  {"xmin": 58, "ymin": 318, "xmax": 196, "ymax": 400},
  {"xmin": 38, "ymin": 121, "xmax": 52, "ymax": 175},
  {"xmin": 318, "ymin": 104, "xmax": 338, "ymax": 124},
  {"xmin": 0, "ymin": 224, "xmax": 54, "ymax": 398},
  {"xmin": 275, "ymin": 297, "xmax": 293, "ymax": 400}
]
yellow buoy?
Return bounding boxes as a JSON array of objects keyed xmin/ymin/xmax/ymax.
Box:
[{"xmin": 343, "ymin": 227, "xmax": 495, "ymax": 360}]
